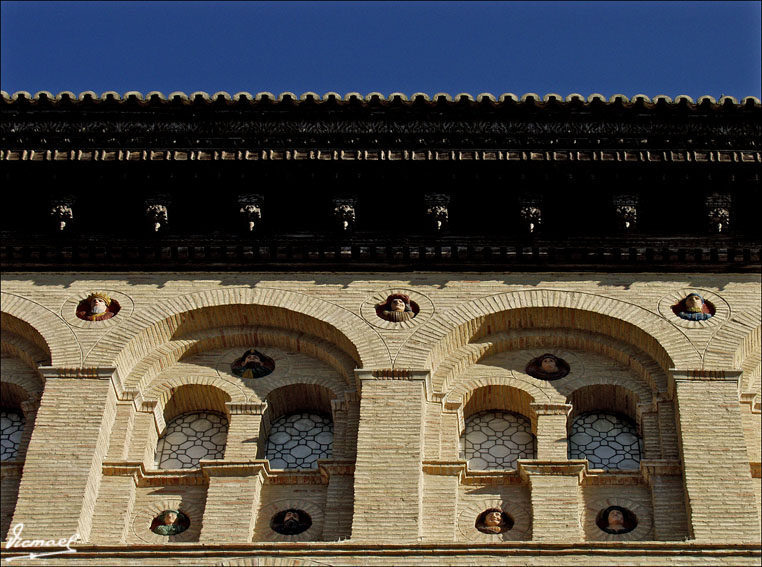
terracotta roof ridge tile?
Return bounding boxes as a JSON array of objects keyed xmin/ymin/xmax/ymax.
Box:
[{"xmin": 1, "ymin": 90, "xmax": 760, "ymax": 108}]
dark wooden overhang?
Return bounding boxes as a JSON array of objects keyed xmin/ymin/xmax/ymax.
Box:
[{"xmin": 1, "ymin": 91, "xmax": 760, "ymax": 272}]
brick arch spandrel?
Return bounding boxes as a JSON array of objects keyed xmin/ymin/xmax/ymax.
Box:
[
  {"xmin": 446, "ymin": 375, "xmax": 554, "ymax": 408},
  {"xmin": 1, "ymin": 293, "xmax": 80, "ymax": 366},
  {"xmin": 123, "ymin": 327, "xmax": 357, "ymax": 395},
  {"xmin": 716, "ymin": 323, "xmax": 762, "ymax": 393},
  {"xmin": 143, "ymin": 375, "xmax": 245, "ymax": 411},
  {"xmin": 0, "ymin": 356, "xmax": 44, "ymax": 399},
  {"xmin": 433, "ymin": 329, "xmax": 668, "ymax": 397},
  {"xmin": 395, "ymin": 290, "xmax": 697, "ymax": 377},
  {"xmin": 556, "ymin": 373, "xmax": 652, "ymax": 405},
  {"xmin": 82, "ymin": 287, "xmax": 390, "ymax": 375},
  {"xmin": 1, "ymin": 332, "xmax": 50, "ymax": 373}
]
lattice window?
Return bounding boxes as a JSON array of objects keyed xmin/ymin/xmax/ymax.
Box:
[
  {"xmin": 569, "ymin": 411, "xmax": 642, "ymax": 470},
  {"xmin": 156, "ymin": 411, "xmax": 228, "ymax": 469},
  {"xmin": 265, "ymin": 412, "xmax": 333, "ymax": 470},
  {"xmin": 462, "ymin": 411, "xmax": 535, "ymax": 470},
  {"xmin": 1, "ymin": 411, "xmax": 25, "ymax": 461}
]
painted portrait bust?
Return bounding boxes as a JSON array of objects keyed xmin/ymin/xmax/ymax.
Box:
[
  {"xmin": 672, "ymin": 293, "xmax": 714, "ymax": 321},
  {"xmin": 270, "ymin": 508, "xmax": 312, "ymax": 536},
  {"xmin": 596, "ymin": 506, "xmax": 636, "ymax": 535},
  {"xmin": 375, "ymin": 293, "xmax": 418, "ymax": 323},
  {"xmin": 525, "ymin": 353, "xmax": 571, "ymax": 381},
  {"xmin": 75, "ymin": 292, "xmax": 121, "ymax": 321},
  {"xmin": 231, "ymin": 349, "xmax": 275, "ymax": 379},
  {"xmin": 475, "ymin": 508, "xmax": 514, "ymax": 534},
  {"xmin": 150, "ymin": 509, "xmax": 190, "ymax": 536}
]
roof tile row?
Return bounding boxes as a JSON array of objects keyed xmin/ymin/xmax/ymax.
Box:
[{"xmin": 2, "ymin": 90, "xmax": 760, "ymax": 108}]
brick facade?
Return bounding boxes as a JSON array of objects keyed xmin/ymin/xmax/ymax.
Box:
[{"xmin": 1, "ymin": 273, "xmax": 760, "ymax": 564}]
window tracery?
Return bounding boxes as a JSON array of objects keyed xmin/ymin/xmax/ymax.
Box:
[
  {"xmin": 155, "ymin": 411, "xmax": 228, "ymax": 469},
  {"xmin": 462, "ymin": 410, "xmax": 535, "ymax": 470},
  {"xmin": 0, "ymin": 410, "xmax": 25, "ymax": 461},
  {"xmin": 265, "ymin": 412, "xmax": 333, "ymax": 470},
  {"xmin": 569, "ymin": 411, "xmax": 641, "ymax": 470}
]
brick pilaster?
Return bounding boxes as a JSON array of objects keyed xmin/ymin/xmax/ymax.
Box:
[
  {"xmin": 519, "ymin": 461, "xmax": 586, "ymax": 541},
  {"xmin": 10, "ymin": 368, "xmax": 117, "ymax": 542},
  {"xmin": 531, "ymin": 404, "xmax": 572, "ymax": 460},
  {"xmin": 320, "ymin": 461, "xmax": 355, "ymax": 541},
  {"xmin": 351, "ymin": 370, "xmax": 427, "ymax": 542},
  {"xmin": 673, "ymin": 369, "xmax": 760, "ymax": 541},
  {"xmin": 200, "ymin": 462, "xmax": 266, "ymax": 543},
  {"xmin": 224, "ymin": 402, "xmax": 266, "ymax": 460},
  {"xmin": 643, "ymin": 460, "xmax": 689, "ymax": 540}
]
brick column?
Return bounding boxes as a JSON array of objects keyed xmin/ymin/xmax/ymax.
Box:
[
  {"xmin": 320, "ymin": 461, "xmax": 355, "ymax": 541},
  {"xmin": 89, "ymin": 465, "xmax": 137, "ymax": 544},
  {"xmin": 104, "ymin": 401, "xmax": 135, "ymax": 461},
  {"xmin": 439, "ymin": 410, "xmax": 461, "ymax": 460},
  {"xmin": 10, "ymin": 367, "xmax": 117, "ymax": 542},
  {"xmin": 519, "ymin": 461, "xmax": 586, "ymax": 541},
  {"xmin": 672, "ymin": 369, "xmax": 760, "ymax": 541},
  {"xmin": 126, "ymin": 403, "xmax": 160, "ymax": 469},
  {"xmin": 421, "ymin": 462, "xmax": 462, "ymax": 541},
  {"xmin": 198, "ymin": 403, "xmax": 269, "ymax": 542},
  {"xmin": 637, "ymin": 402, "xmax": 661, "ymax": 459},
  {"xmin": 531, "ymin": 403, "xmax": 572, "ymax": 460},
  {"xmin": 200, "ymin": 462, "xmax": 266, "ymax": 543},
  {"xmin": 642, "ymin": 460, "xmax": 689, "ymax": 540},
  {"xmin": 351, "ymin": 371, "xmax": 427, "ymax": 542},
  {"xmin": 224, "ymin": 402, "xmax": 266, "ymax": 460}
]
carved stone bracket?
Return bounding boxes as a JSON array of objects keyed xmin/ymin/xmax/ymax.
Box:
[
  {"xmin": 238, "ymin": 193, "xmax": 263, "ymax": 232},
  {"xmin": 332, "ymin": 197, "xmax": 357, "ymax": 232},
  {"xmin": 519, "ymin": 195, "xmax": 543, "ymax": 234},
  {"xmin": 425, "ymin": 193, "xmax": 450, "ymax": 231},
  {"xmin": 613, "ymin": 194, "xmax": 639, "ymax": 230},
  {"xmin": 49, "ymin": 197, "xmax": 74, "ymax": 231},
  {"xmin": 145, "ymin": 196, "xmax": 170, "ymax": 233},
  {"xmin": 705, "ymin": 193, "xmax": 731, "ymax": 233}
]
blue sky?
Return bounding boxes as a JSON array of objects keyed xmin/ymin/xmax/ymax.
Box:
[{"xmin": 1, "ymin": 1, "xmax": 760, "ymax": 100}]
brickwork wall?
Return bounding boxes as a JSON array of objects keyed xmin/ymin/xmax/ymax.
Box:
[
  {"xmin": 1, "ymin": 272, "xmax": 760, "ymax": 563},
  {"xmin": 581, "ymin": 484, "xmax": 653, "ymax": 541},
  {"xmin": 674, "ymin": 377, "xmax": 760, "ymax": 541},
  {"xmin": 649, "ymin": 474, "xmax": 690, "ymax": 540},
  {"xmin": 422, "ymin": 474, "xmax": 459, "ymax": 541},
  {"xmin": 9, "ymin": 377, "xmax": 115, "ymax": 542},
  {"xmin": 352, "ymin": 379, "xmax": 425, "ymax": 542}
]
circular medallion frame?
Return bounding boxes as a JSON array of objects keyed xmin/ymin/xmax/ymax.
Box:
[
  {"xmin": 131, "ymin": 499, "xmax": 204, "ymax": 543},
  {"xmin": 255, "ymin": 499, "xmax": 324, "ymax": 542},
  {"xmin": 457, "ymin": 499, "xmax": 531, "ymax": 541},
  {"xmin": 583, "ymin": 497, "xmax": 652, "ymax": 541},
  {"xmin": 61, "ymin": 289, "xmax": 134, "ymax": 329},
  {"xmin": 361, "ymin": 288, "xmax": 434, "ymax": 330},
  {"xmin": 658, "ymin": 288, "xmax": 729, "ymax": 329}
]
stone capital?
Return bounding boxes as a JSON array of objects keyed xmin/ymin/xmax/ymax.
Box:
[
  {"xmin": 226, "ymin": 401, "xmax": 267, "ymax": 415},
  {"xmin": 671, "ymin": 368, "xmax": 742, "ymax": 383},
  {"xmin": 530, "ymin": 402, "xmax": 572, "ymax": 416},
  {"xmin": 38, "ymin": 366, "xmax": 116, "ymax": 380},
  {"xmin": 640, "ymin": 459, "xmax": 682, "ymax": 483},
  {"xmin": 517, "ymin": 459, "xmax": 588, "ymax": 483}
]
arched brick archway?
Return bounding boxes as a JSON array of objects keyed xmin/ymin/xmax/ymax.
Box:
[
  {"xmin": 83, "ymin": 287, "xmax": 391, "ymax": 377},
  {"xmin": 394, "ymin": 289, "xmax": 698, "ymax": 375},
  {"xmin": 1, "ymin": 293, "xmax": 80, "ymax": 366}
]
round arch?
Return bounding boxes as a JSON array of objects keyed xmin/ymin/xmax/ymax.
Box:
[
  {"xmin": 82, "ymin": 287, "xmax": 391, "ymax": 377},
  {"xmin": 395, "ymin": 289, "xmax": 696, "ymax": 376},
  {"xmin": 123, "ymin": 326, "xmax": 358, "ymax": 395},
  {"xmin": 1, "ymin": 293, "xmax": 80, "ymax": 366}
]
